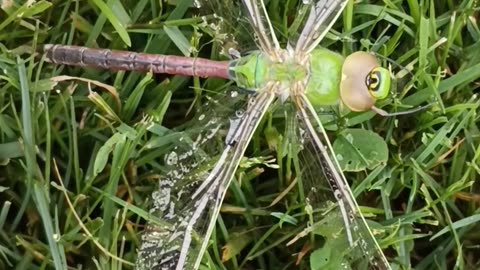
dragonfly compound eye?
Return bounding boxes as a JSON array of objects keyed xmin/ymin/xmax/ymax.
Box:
[
  {"xmin": 340, "ymin": 51, "xmax": 380, "ymax": 112},
  {"xmin": 366, "ymin": 67, "xmax": 390, "ymax": 100}
]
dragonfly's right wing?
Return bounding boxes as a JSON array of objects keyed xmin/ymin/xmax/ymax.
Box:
[
  {"xmin": 294, "ymin": 0, "xmax": 348, "ymax": 54},
  {"xmin": 136, "ymin": 88, "xmax": 275, "ymax": 270},
  {"xmin": 290, "ymin": 94, "xmax": 391, "ymax": 269}
]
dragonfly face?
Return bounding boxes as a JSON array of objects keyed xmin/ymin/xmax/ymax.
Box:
[{"xmin": 340, "ymin": 51, "xmax": 392, "ymax": 112}]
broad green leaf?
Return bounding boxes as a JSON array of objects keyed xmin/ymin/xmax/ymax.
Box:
[
  {"xmin": 333, "ymin": 128, "xmax": 388, "ymax": 172},
  {"xmin": 310, "ymin": 236, "xmax": 351, "ymax": 270},
  {"xmin": 310, "ymin": 213, "xmax": 352, "ymax": 270},
  {"xmin": 310, "ymin": 246, "xmax": 333, "ymax": 270}
]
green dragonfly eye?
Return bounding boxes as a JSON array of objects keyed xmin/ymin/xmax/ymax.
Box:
[
  {"xmin": 366, "ymin": 67, "xmax": 390, "ymax": 100},
  {"xmin": 340, "ymin": 52, "xmax": 391, "ymax": 112}
]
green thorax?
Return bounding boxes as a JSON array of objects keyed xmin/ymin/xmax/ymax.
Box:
[
  {"xmin": 228, "ymin": 49, "xmax": 344, "ymax": 106},
  {"xmin": 304, "ymin": 49, "xmax": 344, "ymax": 106}
]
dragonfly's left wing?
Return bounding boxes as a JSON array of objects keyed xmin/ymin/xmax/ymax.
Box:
[
  {"xmin": 136, "ymin": 88, "xmax": 275, "ymax": 270},
  {"xmin": 294, "ymin": 0, "xmax": 348, "ymax": 54},
  {"xmin": 290, "ymin": 93, "xmax": 391, "ymax": 269},
  {"xmin": 242, "ymin": 0, "xmax": 281, "ymax": 58}
]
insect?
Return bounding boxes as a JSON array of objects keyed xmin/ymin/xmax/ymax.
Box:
[{"xmin": 40, "ymin": 0, "xmax": 427, "ymax": 269}]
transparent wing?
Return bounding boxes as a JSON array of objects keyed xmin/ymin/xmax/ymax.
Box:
[
  {"xmin": 292, "ymin": 94, "xmax": 391, "ymax": 269},
  {"xmin": 135, "ymin": 89, "xmax": 246, "ymax": 269},
  {"xmin": 241, "ymin": 0, "xmax": 280, "ymax": 56},
  {"xmin": 135, "ymin": 88, "xmax": 275, "ymax": 270},
  {"xmin": 198, "ymin": 0, "xmax": 257, "ymax": 54},
  {"xmin": 198, "ymin": 0, "xmax": 280, "ymax": 57},
  {"xmin": 200, "ymin": 0, "xmax": 346, "ymax": 56},
  {"xmin": 293, "ymin": 0, "xmax": 348, "ymax": 54}
]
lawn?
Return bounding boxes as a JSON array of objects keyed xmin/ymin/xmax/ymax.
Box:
[{"xmin": 1, "ymin": 0, "xmax": 479, "ymax": 269}]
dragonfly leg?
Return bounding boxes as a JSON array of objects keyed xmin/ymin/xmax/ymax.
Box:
[
  {"xmin": 371, "ymin": 103, "xmax": 433, "ymax": 117},
  {"xmin": 335, "ymin": 190, "xmax": 354, "ymax": 245},
  {"xmin": 228, "ymin": 48, "xmax": 242, "ymax": 59}
]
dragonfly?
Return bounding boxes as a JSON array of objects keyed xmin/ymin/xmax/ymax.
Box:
[{"xmin": 40, "ymin": 0, "xmax": 412, "ymax": 269}]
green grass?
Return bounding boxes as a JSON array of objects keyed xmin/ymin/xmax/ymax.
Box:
[{"xmin": 1, "ymin": 0, "xmax": 480, "ymax": 269}]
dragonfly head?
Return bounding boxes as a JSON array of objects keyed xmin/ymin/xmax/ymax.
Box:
[{"xmin": 340, "ymin": 52, "xmax": 391, "ymax": 112}]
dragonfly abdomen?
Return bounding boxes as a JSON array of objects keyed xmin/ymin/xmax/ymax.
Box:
[{"xmin": 42, "ymin": 44, "xmax": 231, "ymax": 79}]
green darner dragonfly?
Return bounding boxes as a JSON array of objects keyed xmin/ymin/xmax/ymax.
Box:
[{"xmin": 40, "ymin": 0, "xmax": 427, "ymax": 269}]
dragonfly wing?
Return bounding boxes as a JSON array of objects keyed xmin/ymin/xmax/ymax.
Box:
[
  {"xmin": 291, "ymin": 94, "xmax": 391, "ymax": 270},
  {"xmin": 136, "ymin": 88, "xmax": 275, "ymax": 270},
  {"xmin": 294, "ymin": 0, "xmax": 348, "ymax": 54},
  {"xmin": 198, "ymin": 0, "xmax": 280, "ymax": 58},
  {"xmin": 241, "ymin": 0, "xmax": 281, "ymax": 56}
]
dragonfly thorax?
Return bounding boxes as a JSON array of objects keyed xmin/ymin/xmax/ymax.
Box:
[
  {"xmin": 228, "ymin": 50, "xmax": 308, "ymax": 92},
  {"xmin": 303, "ymin": 48, "xmax": 344, "ymax": 106}
]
